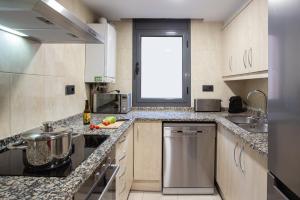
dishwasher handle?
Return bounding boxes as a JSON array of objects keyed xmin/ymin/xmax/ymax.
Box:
[
  {"xmin": 164, "ymin": 129, "xmax": 210, "ymax": 137},
  {"xmin": 172, "ymin": 130, "xmax": 204, "ymax": 135}
]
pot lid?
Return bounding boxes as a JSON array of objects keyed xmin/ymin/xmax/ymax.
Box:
[{"xmin": 21, "ymin": 126, "xmax": 72, "ymax": 141}]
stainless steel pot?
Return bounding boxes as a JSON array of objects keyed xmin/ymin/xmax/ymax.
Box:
[{"xmin": 8, "ymin": 122, "xmax": 75, "ymax": 168}]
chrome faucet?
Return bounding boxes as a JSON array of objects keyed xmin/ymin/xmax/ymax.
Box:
[{"xmin": 247, "ymin": 90, "xmax": 267, "ymax": 119}]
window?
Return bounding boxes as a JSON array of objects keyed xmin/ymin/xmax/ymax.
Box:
[{"xmin": 133, "ymin": 19, "xmax": 191, "ymax": 107}]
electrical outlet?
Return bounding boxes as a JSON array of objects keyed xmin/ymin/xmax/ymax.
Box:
[
  {"xmin": 65, "ymin": 85, "xmax": 75, "ymax": 95},
  {"xmin": 202, "ymin": 85, "xmax": 214, "ymax": 92}
]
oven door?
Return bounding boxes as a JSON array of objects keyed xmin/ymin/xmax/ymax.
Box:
[{"xmin": 74, "ymin": 164, "xmax": 119, "ymax": 200}]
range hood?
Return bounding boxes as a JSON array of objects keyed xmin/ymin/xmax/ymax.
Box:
[{"xmin": 0, "ymin": 0, "xmax": 104, "ymax": 43}]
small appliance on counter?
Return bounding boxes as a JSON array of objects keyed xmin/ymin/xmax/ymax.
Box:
[
  {"xmin": 93, "ymin": 92, "xmax": 132, "ymax": 114},
  {"xmin": 228, "ymin": 96, "xmax": 247, "ymax": 113},
  {"xmin": 194, "ymin": 99, "xmax": 221, "ymax": 112}
]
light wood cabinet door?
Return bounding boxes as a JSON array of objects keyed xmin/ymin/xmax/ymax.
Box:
[
  {"xmin": 216, "ymin": 124, "xmax": 268, "ymax": 200},
  {"xmin": 241, "ymin": 144, "xmax": 268, "ymax": 200},
  {"xmin": 222, "ymin": 26, "xmax": 233, "ymax": 76},
  {"xmin": 216, "ymin": 125, "xmax": 230, "ymax": 197},
  {"xmin": 133, "ymin": 121, "xmax": 162, "ymax": 191},
  {"xmin": 134, "ymin": 121, "xmax": 162, "ymax": 181},
  {"xmin": 217, "ymin": 125, "xmax": 241, "ymax": 200},
  {"xmin": 221, "ymin": 0, "xmax": 268, "ymax": 78},
  {"xmin": 250, "ymin": 0, "xmax": 268, "ymax": 72}
]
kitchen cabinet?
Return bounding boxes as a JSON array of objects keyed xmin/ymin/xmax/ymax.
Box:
[
  {"xmin": 222, "ymin": 0, "xmax": 268, "ymax": 79},
  {"xmin": 216, "ymin": 124, "xmax": 268, "ymax": 200},
  {"xmin": 85, "ymin": 23, "xmax": 116, "ymax": 83},
  {"xmin": 132, "ymin": 121, "xmax": 162, "ymax": 191},
  {"xmin": 116, "ymin": 125, "xmax": 133, "ymax": 200}
]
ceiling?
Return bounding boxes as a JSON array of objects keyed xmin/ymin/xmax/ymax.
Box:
[{"xmin": 83, "ymin": 0, "xmax": 249, "ymax": 21}]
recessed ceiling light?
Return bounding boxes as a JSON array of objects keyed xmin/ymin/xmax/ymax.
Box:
[{"xmin": 0, "ymin": 24, "xmax": 28, "ymax": 37}]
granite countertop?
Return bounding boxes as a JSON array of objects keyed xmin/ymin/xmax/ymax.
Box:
[{"xmin": 0, "ymin": 110, "xmax": 268, "ymax": 200}]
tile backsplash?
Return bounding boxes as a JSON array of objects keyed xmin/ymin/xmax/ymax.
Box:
[
  {"xmin": 0, "ymin": 31, "xmax": 88, "ymax": 139},
  {"xmin": 0, "ymin": 0, "xmax": 95, "ymax": 139}
]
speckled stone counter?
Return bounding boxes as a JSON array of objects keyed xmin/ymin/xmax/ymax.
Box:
[{"xmin": 0, "ymin": 110, "xmax": 268, "ymax": 200}]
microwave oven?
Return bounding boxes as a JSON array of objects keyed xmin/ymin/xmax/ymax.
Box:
[{"xmin": 93, "ymin": 93, "xmax": 132, "ymax": 114}]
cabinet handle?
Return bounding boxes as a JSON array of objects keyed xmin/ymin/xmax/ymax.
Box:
[
  {"xmin": 239, "ymin": 145, "xmax": 246, "ymax": 175},
  {"xmin": 233, "ymin": 142, "xmax": 239, "ymax": 167},
  {"xmin": 118, "ymin": 136, "xmax": 126, "ymax": 144},
  {"xmin": 243, "ymin": 50, "xmax": 247, "ymax": 69},
  {"xmin": 119, "ymin": 167, "xmax": 127, "ymax": 179},
  {"xmin": 118, "ymin": 154, "xmax": 127, "ymax": 162},
  {"xmin": 248, "ymin": 48, "xmax": 253, "ymax": 68}
]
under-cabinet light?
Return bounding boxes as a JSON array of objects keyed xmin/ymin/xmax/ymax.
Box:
[{"xmin": 0, "ymin": 24, "xmax": 28, "ymax": 37}]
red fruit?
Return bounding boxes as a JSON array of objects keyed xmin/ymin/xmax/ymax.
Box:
[
  {"xmin": 95, "ymin": 125, "xmax": 100, "ymax": 129},
  {"xmin": 89, "ymin": 124, "xmax": 95, "ymax": 130},
  {"xmin": 102, "ymin": 121, "xmax": 110, "ymax": 126}
]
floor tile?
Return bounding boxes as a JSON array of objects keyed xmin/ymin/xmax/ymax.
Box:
[
  {"xmin": 128, "ymin": 192, "xmax": 144, "ymax": 200},
  {"xmin": 143, "ymin": 192, "xmax": 163, "ymax": 200},
  {"xmin": 177, "ymin": 195, "xmax": 214, "ymax": 200},
  {"xmin": 161, "ymin": 194, "xmax": 178, "ymax": 200}
]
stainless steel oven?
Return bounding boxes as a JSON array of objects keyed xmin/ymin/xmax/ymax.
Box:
[{"xmin": 74, "ymin": 148, "xmax": 119, "ymax": 200}]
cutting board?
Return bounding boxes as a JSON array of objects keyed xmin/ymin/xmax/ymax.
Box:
[{"xmin": 98, "ymin": 121, "xmax": 125, "ymax": 129}]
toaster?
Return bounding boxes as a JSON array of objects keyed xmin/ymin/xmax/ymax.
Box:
[{"xmin": 194, "ymin": 99, "xmax": 222, "ymax": 112}]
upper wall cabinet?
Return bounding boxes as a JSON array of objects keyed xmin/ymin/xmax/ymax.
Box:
[
  {"xmin": 222, "ymin": 0, "xmax": 268, "ymax": 80},
  {"xmin": 85, "ymin": 23, "xmax": 117, "ymax": 83}
]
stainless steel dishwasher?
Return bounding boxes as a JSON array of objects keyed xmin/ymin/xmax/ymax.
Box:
[{"xmin": 163, "ymin": 123, "xmax": 216, "ymax": 195}]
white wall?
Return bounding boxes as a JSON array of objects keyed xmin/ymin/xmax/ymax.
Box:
[
  {"xmin": 191, "ymin": 20, "xmax": 238, "ymax": 107},
  {"xmin": 0, "ymin": 0, "xmax": 95, "ymax": 139}
]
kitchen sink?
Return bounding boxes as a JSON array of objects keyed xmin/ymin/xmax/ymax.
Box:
[
  {"xmin": 225, "ymin": 115, "xmax": 258, "ymax": 124},
  {"xmin": 238, "ymin": 123, "xmax": 268, "ymax": 133},
  {"xmin": 226, "ymin": 115, "xmax": 268, "ymax": 133}
]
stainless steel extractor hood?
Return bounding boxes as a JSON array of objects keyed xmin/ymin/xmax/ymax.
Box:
[{"xmin": 0, "ymin": 0, "xmax": 104, "ymax": 43}]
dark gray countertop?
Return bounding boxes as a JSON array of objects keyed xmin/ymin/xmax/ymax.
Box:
[{"xmin": 0, "ymin": 110, "xmax": 268, "ymax": 200}]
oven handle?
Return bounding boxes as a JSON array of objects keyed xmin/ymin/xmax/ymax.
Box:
[{"xmin": 97, "ymin": 164, "xmax": 120, "ymax": 200}]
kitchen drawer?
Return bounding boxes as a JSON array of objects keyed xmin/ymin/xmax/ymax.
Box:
[
  {"xmin": 118, "ymin": 163, "xmax": 127, "ymax": 178},
  {"xmin": 116, "ymin": 134, "xmax": 129, "ymax": 157},
  {"xmin": 115, "ymin": 125, "xmax": 133, "ymax": 199},
  {"xmin": 116, "ymin": 170, "xmax": 127, "ymax": 200},
  {"xmin": 116, "ymin": 151, "xmax": 127, "ymax": 165}
]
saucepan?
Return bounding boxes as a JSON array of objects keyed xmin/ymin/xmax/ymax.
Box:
[{"xmin": 7, "ymin": 122, "xmax": 78, "ymax": 168}]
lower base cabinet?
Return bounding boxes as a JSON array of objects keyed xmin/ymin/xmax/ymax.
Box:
[
  {"xmin": 132, "ymin": 121, "xmax": 162, "ymax": 191},
  {"xmin": 116, "ymin": 125, "xmax": 134, "ymax": 200},
  {"xmin": 216, "ymin": 124, "xmax": 268, "ymax": 200}
]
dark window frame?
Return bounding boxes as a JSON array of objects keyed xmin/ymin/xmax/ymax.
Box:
[{"xmin": 132, "ymin": 19, "xmax": 191, "ymax": 107}]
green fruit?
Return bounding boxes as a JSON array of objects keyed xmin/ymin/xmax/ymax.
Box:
[{"xmin": 103, "ymin": 116, "xmax": 116, "ymax": 124}]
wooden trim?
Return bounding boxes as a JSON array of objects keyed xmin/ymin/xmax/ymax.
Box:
[
  {"xmin": 222, "ymin": 70, "xmax": 268, "ymax": 81},
  {"xmin": 223, "ymin": 0, "xmax": 253, "ymax": 29},
  {"xmin": 131, "ymin": 180, "xmax": 161, "ymax": 191}
]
